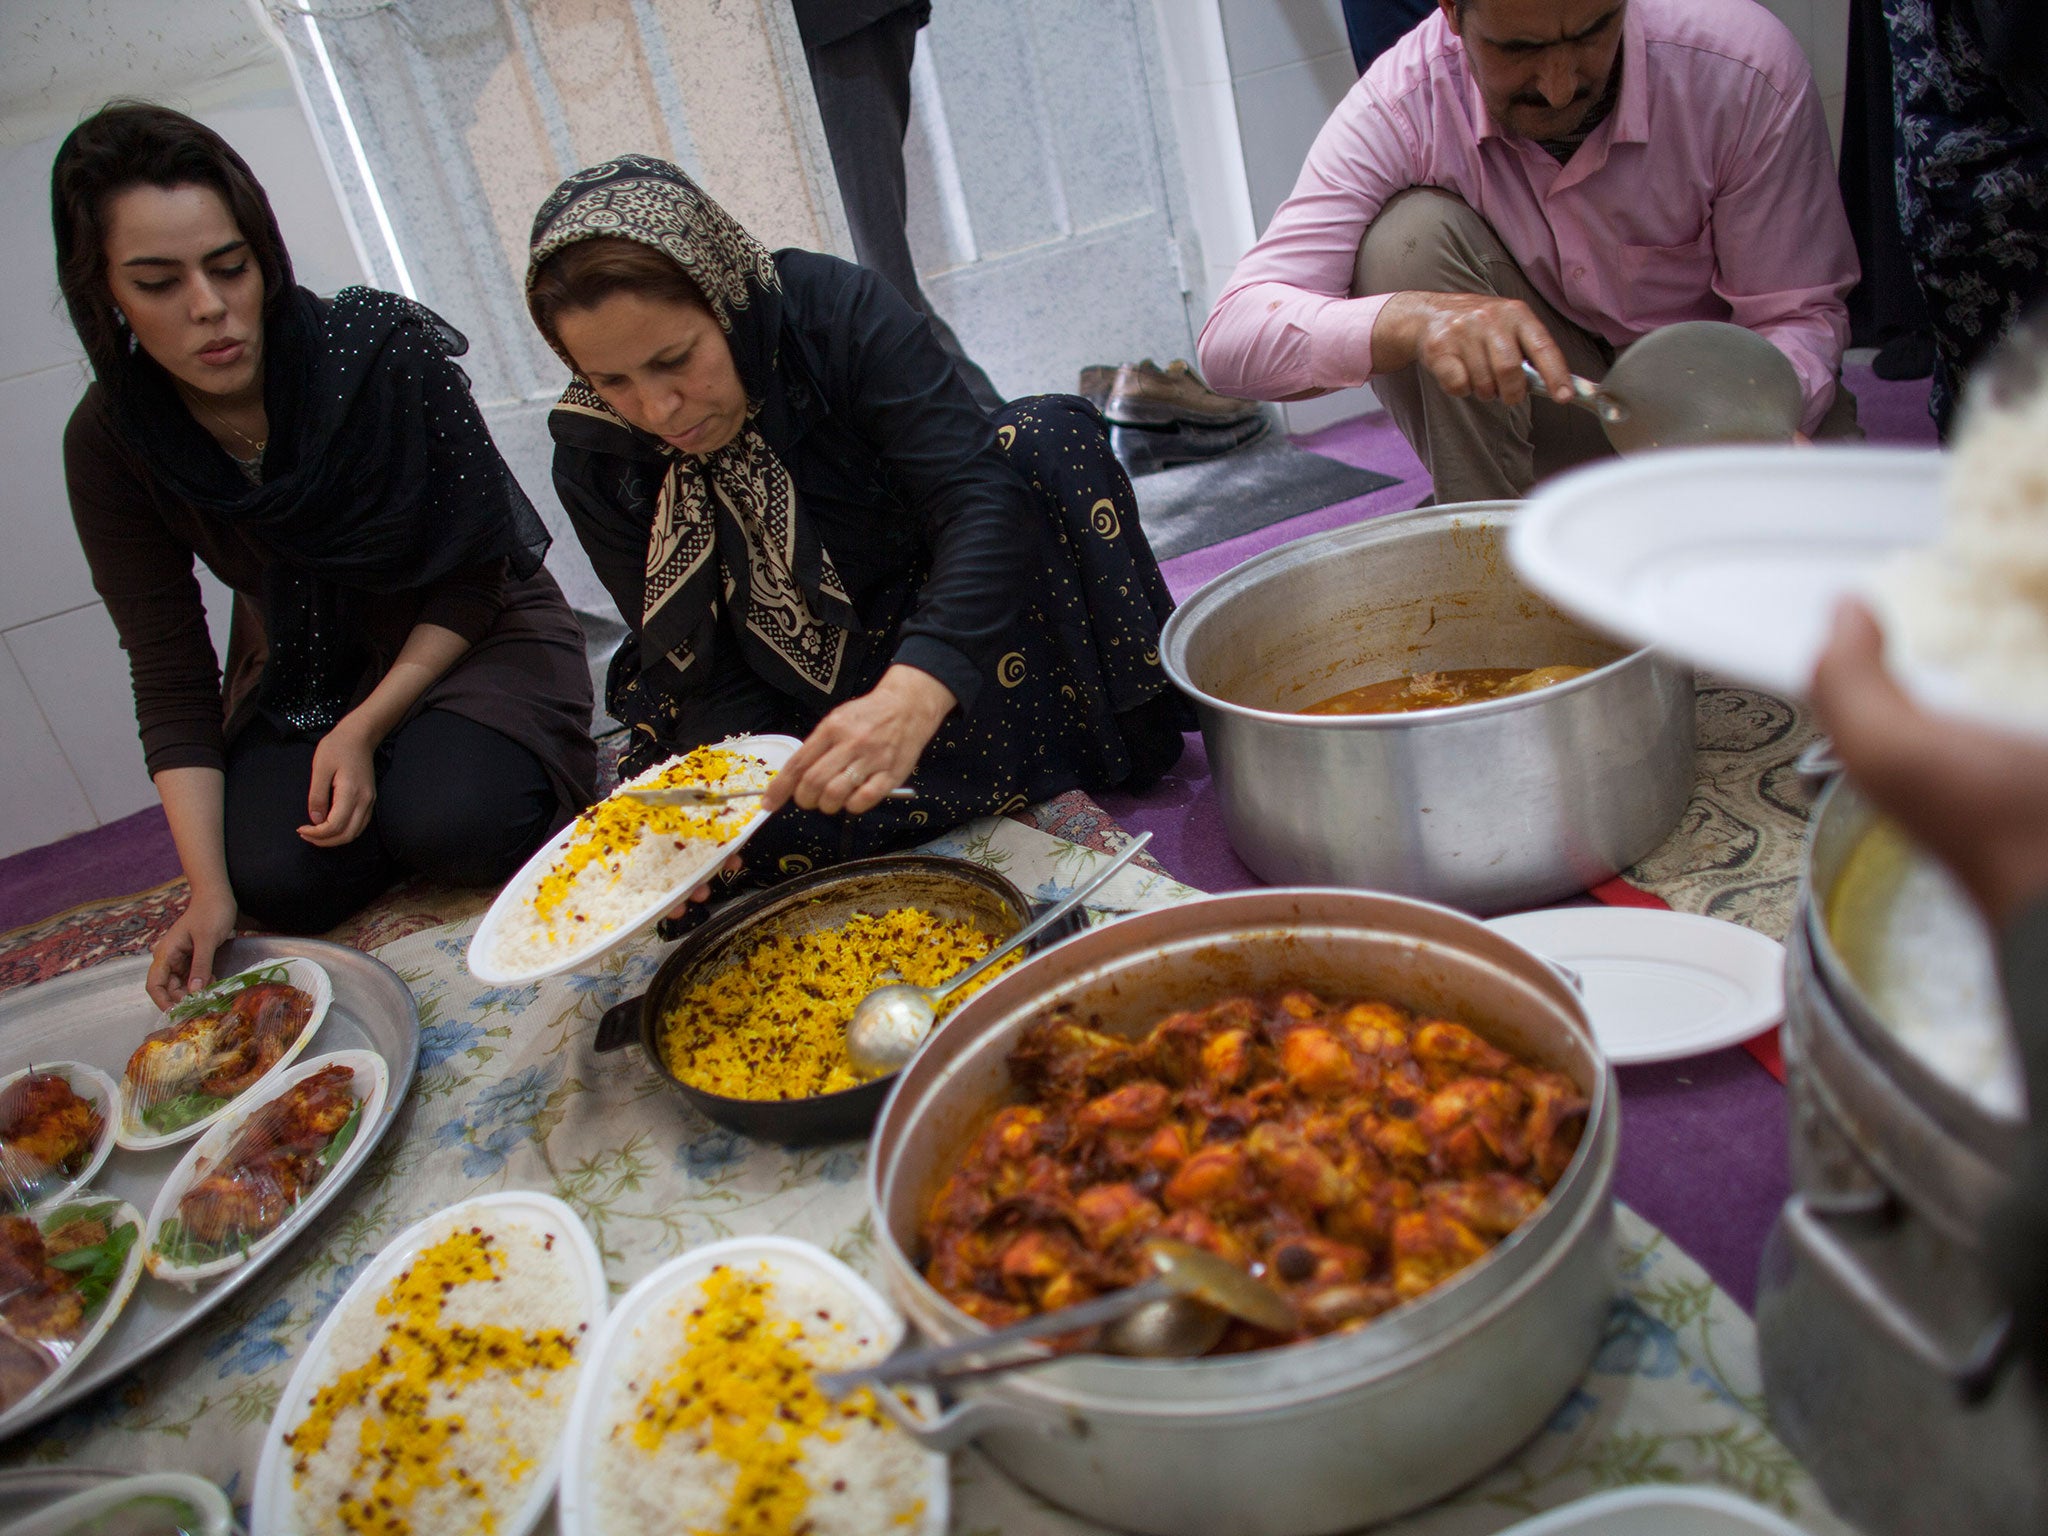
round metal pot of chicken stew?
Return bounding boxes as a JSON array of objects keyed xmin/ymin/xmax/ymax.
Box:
[
  {"xmin": 1159, "ymin": 504, "xmax": 1695, "ymax": 913},
  {"xmin": 866, "ymin": 888, "xmax": 1619, "ymax": 1536},
  {"xmin": 1757, "ymin": 779, "xmax": 2045, "ymax": 1535}
]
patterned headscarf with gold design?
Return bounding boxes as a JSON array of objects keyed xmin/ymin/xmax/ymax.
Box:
[{"xmin": 526, "ymin": 155, "xmax": 857, "ymax": 700}]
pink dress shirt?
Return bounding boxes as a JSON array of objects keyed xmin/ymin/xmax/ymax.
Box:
[{"xmin": 1197, "ymin": 0, "xmax": 1858, "ymax": 433}]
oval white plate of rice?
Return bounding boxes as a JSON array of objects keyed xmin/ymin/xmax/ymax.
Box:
[
  {"xmin": 144, "ymin": 1050, "xmax": 389, "ymax": 1287},
  {"xmin": 558, "ymin": 1235, "xmax": 947, "ymax": 1536},
  {"xmin": 254, "ymin": 1190, "xmax": 606, "ymax": 1536},
  {"xmin": 469, "ymin": 735, "xmax": 800, "ymax": 985}
]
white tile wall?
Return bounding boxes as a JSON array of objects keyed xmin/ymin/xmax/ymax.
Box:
[
  {"xmin": 5, "ymin": 602, "xmax": 157, "ymax": 825},
  {"xmin": 0, "ymin": 643, "xmax": 95, "ymax": 859},
  {"xmin": 1217, "ymin": 0, "xmax": 1348, "ymax": 80},
  {"xmin": 0, "ymin": 137, "xmax": 84, "ymax": 382},
  {"xmin": 1232, "ymin": 48, "xmax": 1359, "ymax": 230},
  {"xmin": 0, "ymin": 363, "xmax": 98, "ymax": 634}
]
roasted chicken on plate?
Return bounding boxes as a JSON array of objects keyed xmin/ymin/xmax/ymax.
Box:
[
  {"xmin": 0, "ymin": 1072, "xmax": 102, "ymax": 1206},
  {"xmin": 174, "ymin": 1063, "xmax": 360, "ymax": 1251},
  {"xmin": 0, "ymin": 1207, "xmax": 120, "ymax": 1410},
  {"xmin": 125, "ymin": 978, "xmax": 315, "ymax": 1133},
  {"xmin": 923, "ymin": 990, "xmax": 1588, "ymax": 1348}
]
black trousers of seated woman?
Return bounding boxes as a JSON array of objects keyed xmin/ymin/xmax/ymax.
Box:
[
  {"xmin": 614, "ymin": 394, "xmax": 1192, "ymax": 886},
  {"xmin": 223, "ymin": 708, "xmax": 559, "ymax": 933}
]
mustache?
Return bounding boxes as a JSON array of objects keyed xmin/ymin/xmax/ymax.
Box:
[{"xmin": 1509, "ymin": 85, "xmax": 1594, "ymax": 109}]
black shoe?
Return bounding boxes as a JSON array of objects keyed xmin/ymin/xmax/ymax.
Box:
[
  {"xmin": 1873, "ymin": 331, "xmax": 1935, "ymax": 381},
  {"xmin": 1111, "ymin": 414, "xmax": 1269, "ymax": 476}
]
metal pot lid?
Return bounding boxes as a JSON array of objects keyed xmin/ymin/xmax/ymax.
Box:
[{"xmin": 1485, "ymin": 907, "xmax": 1784, "ymax": 1064}]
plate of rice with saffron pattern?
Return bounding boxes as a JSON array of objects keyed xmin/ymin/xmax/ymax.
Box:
[
  {"xmin": 469, "ymin": 736, "xmax": 796, "ymax": 985},
  {"xmin": 558, "ymin": 1235, "xmax": 946, "ymax": 1536},
  {"xmin": 253, "ymin": 1191, "xmax": 605, "ymax": 1536}
]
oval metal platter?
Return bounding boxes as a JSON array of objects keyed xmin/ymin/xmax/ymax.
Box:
[{"xmin": 0, "ymin": 936, "xmax": 418, "ymax": 1438}]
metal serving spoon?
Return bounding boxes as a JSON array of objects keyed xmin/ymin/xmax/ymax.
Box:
[
  {"xmin": 844, "ymin": 832, "xmax": 1153, "ymax": 1076},
  {"xmin": 1521, "ymin": 319, "xmax": 1804, "ymax": 454},
  {"xmin": 618, "ymin": 784, "xmax": 918, "ymax": 807},
  {"xmin": 815, "ymin": 1239, "xmax": 1295, "ymax": 1397}
]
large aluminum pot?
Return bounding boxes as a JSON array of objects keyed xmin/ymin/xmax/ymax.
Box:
[
  {"xmin": 1758, "ymin": 779, "xmax": 2044, "ymax": 1535},
  {"xmin": 867, "ymin": 888, "xmax": 1619, "ymax": 1536},
  {"xmin": 1159, "ymin": 504, "xmax": 1695, "ymax": 913}
]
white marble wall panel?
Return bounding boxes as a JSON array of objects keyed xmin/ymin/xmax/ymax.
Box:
[
  {"xmin": 0, "ymin": 137, "xmax": 81, "ymax": 382},
  {"xmin": 0, "ymin": 642, "xmax": 94, "ymax": 860},
  {"xmin": 1217, "ymin": 0, "xmax": 1348, "ymax": 79},
  {"xmin": 0, "ymin": 363, "xmax": 97, "ymax": 635},
  {"xmin": 5, "ymin": 602, "xmax": 157, "ymax": 825},
  {"xmin": 1231, "ymin": 49, "xmax": 1359, "ymax": 233}
]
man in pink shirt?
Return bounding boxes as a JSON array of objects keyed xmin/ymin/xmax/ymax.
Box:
[{"xmin": 1198, "ymin": 0, "xmax": 1862, "ymax": 503}]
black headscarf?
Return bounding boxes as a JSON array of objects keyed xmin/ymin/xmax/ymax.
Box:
[
  {"xmin": 104, "ymin": 285, "xmax": 552, "ymax": 730},
  {"xmin": 526, "ymin": 155, "xmax": 860, "ymax": 706}
]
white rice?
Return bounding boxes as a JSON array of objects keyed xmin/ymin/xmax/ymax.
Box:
[
  {"xmin": 483, "ymin": 748, "xmax": 772, "ymax": 975},
  {"xmin": 282, "ymin": 1211, "xmax": 588, "ymax": 1535},
  {"xmin": 1869, "ymin": 376, "xmax": 2048, "ymax": 726},
  {"xmin": 589, "ymin": 1261, "xmax": 931, "ymax": 1536}
]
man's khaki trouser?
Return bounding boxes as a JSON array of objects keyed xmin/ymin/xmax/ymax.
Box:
[{"xmin": 1354, "ymin": 188, "xmax": 1861, "ymax": 505}]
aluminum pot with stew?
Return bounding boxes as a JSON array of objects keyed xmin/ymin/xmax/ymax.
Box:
[
  {"xmin": 1159, "ymin": 504, "xmax": 1695, "ymax": 913},
  {"xmin": 865, "ymin": 888, "xmax": 1618, "ymax": 1536}
]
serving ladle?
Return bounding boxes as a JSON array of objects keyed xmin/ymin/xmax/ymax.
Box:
[
  {"xmin": 844, "ymin": 831, "xmax": 1153, "ymax": 1076},
  {"xmin": 815, "ymin": 1238, "xmax": 1296, "ymax": 1398},
  {"xmin": 1520, "ymin": 319, "xmax": 1804, "ymax": 454}
]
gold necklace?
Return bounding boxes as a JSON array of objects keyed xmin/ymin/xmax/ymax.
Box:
[{"xmin": 194, "ymin": 396, "xmax": 268, "ymax": 460}]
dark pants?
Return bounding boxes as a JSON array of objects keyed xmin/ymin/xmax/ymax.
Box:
[
  {"xmin": 224, "ymin": 709, "xmax": 558, "ymax": 933},
  {"xmin": 805, "ymin": 5, "xmax": 1004, "ymax": 411},
  {"xmin": 1339, "ymin": 0, "xmax": 1435, "ymax": 72}
]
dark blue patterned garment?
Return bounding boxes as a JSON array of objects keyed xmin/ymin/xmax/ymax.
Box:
[{"xmin": 1883, "ymin": 0, "xmax": 2048, "ymax": 434}]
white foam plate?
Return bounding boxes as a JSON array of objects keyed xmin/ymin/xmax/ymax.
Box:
[
  {"xmin": 1486, "ymin": 907, "xmax": 1785, "ymax": 1064},
  {"xmin": 143, "ymin": 1049, "xmax": 388, "ymax": 1287},
  {"xmin": 0, "ymin": 1471, "xmax": 236, "ymax": 1536},
  {"xmin": 1511, "ymin": 445, "xmax": 1945, "ymax": 699},
  {"xmin": 0, "ymin": 1196, "xmax": 146, "ymax": 1441},
  {"xmin": 115, "ymin": 956, "xmax": 333, "ymax": 1151},
  {"xmin": 0, "ymin": 1061, "xmax": 118, "ymax": 1214},
  {"xmin": 558, "ymin": 1235, "xmax": 947, "ymax": 1536},
  {"xmin": 469, "ymin": 734, "xmax": 802, "ymax": 985},
  {"xmin": 254, "ymin": 1190, "xmax": 605, "ymax": 1536},
  {"xmin": 1497, "ymin": 1484, "xmax": 1808, "ymax": 1535}
]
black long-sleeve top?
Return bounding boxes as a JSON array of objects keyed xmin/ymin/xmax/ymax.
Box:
[{"xmin": 550, "ymin": 249, "xmax": 1033, "ymax": 720}]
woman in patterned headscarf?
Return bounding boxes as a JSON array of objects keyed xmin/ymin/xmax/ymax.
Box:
[{"xmin": 527, "ymin": 155, "xmax": 1188, "ymax": 883}]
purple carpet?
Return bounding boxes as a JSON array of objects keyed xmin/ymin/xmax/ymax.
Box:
[{"xmin": 0, "ymin": 362, "xmax": 1935, "ymax": 1309}]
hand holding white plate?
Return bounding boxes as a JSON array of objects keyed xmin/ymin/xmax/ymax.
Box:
[{"xmin": 469, "ymin": 734, "xmax": 801, "ymax": 985}]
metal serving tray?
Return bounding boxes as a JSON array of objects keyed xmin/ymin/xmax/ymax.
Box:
[{"xmin": 0, "ymin": 936, "xmax": 418, "ymax": 1436}]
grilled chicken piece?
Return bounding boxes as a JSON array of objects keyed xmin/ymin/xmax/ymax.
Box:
[
  {"xmin": 0, "ymin": 1215, "xmax": 86, "ymax": 1343},
  {"xmin": 125, "ymin": 981, "xmax": 315, "ymax": 1109},
  {"xmin": 0, "ymin": 1073, "xmax": 101, "ymax": 1198},
  {"xmin": 174, "ymin": 1064, "xmax": 357, "ymax": 1249}
]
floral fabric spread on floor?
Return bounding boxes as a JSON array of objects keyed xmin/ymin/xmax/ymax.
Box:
[{"xmin": 0, "ymin": 812, "xmax": 1852, "ymax": 1534}]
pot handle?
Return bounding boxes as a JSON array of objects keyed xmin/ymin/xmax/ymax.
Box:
[
  {"xmin": 594, "ymin": 992, "xmax": 644, "ymax": 1054},
  {"xmin": 1783, "ymin": 1193, "xmax": 2015, "ymax": 1405},
  {"xmin": 867, "ymin": 1384, "xmax": 1046, "ymax": 1452}
]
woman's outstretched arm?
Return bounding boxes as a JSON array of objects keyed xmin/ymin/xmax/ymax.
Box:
[{"xmin": 148, "ymin": 765, "xmax": 237, "ymax": 1008}]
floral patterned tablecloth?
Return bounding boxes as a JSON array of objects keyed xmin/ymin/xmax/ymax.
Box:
[{"xmin": 3, "ymin": 816, "xmax": 1852, "ymax": 1535}]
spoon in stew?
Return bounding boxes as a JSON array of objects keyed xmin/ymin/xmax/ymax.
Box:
[
  {"xmin": 815, "ymin": 1239, "xmax": 1295, "ymax": 1397},
  {"xmin": 844, "ymin": 832, "xmax": 1153, "ymax": 1076}
]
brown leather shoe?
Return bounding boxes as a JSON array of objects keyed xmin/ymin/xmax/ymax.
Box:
[
  {"xmin": 1077, "ymin": 364, "xmax": 1118, "ymax": 410},
  {"xmin": 1106, "ymin": 358, "xmax": 1261, "ymax": 427}
]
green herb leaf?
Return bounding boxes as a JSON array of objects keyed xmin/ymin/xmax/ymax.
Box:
[
  {"xmin": 166, "ymin": 961, "xmax": 292, "ymax": 1026},
  {"xmin": 319, "ymin": 1104, "xmax": 364, "ymax": 1168},
  {"xmin": 139, "ymin": 1092, "xmax": 230, "ymax": 1136},
  {"xmin": 41, "ymin": 1203, "xmax": 137, "ymax": 1314}
]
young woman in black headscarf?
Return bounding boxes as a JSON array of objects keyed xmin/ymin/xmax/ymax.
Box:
[
  {"xmin": 54, "ymin": 104, "xmax": 596, "ymax": 1006},
  {"xmin": 525, "ymin": 155, "xmax": 1188, "ymax": 885}
]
